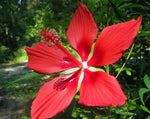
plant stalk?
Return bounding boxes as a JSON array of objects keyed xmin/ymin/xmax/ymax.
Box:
[{"xmin": 116, "ymin": 44, "xmax": 135, "ymax": 78}]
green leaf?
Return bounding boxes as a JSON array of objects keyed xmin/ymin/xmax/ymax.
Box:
[
  {"xmin": 146, "ymin": 115, "xmax": 150, "ymax": 119},
  {"xmin": 129, "ymin": 104, "xmax": 137, "ymax": 111},
  {"xmin": 101, "ymin": 117, "xmax": 109, "ymax": 119},
  {"xmin": 116, "ymin": 111, "xmax": 135, "ymax": 116},
  {"xmin": 30, "ymin": 92, "xmax": 38, "ymax": 99},
  {"xmin": 0, "ymin": 5, "xmax": 2, "ymax": 9},
  {"xmin": 126, "ymin": 70, "xmax": 131, "ymax": 76},
  {"xmin": 81, "ymin": 0, "xmax": 98, "ymax": 13},
  {"xmin": 87, "ymin": 0, "xmax": 98, "ymax": 13},
  {"xmin": 118, "ymin": 3, "xmax": 149, "ymax": 10},
  {"xmin": 144, "ymin": 74, "xmax": 150, "ymax": 89},
  {"xmin": 7, "ymin": 72, "xmax": 42, "ymax": 88},
  {"xmin": 137, "ymin": 31, "xmax": 150, "ymax": 37},
  {"xmin": 108, "ymin": 0, "xmax": 127, "ymax": 21},
  {"xmin": 139, "ymin": 88, "xmax": 150, "ymax": 105},
  {"xmin": 140, "ymin": 105, "xmax": 150, "ymax": 114}
]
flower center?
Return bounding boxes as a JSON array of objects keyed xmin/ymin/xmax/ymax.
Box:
[{"xmin": 81, "ymin": 61, "xmax": 88, "ymax": 69}]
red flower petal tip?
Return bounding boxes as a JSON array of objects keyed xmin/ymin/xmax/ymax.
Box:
[
  {"xmin": 88, "ymin": 16, "xmax": 142, "ymax": 66},
  {"xmin": 66, "ymin": 1, "xmax": 98, "ymax": 61},
  {"xmin": 79, "ymin": 69, "xmax": 127, "ymax": 107}
]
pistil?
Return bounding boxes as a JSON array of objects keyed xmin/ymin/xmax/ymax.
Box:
[{"xmin": 81, "ymin": 61, "xmax": 88, "ymax": 69}]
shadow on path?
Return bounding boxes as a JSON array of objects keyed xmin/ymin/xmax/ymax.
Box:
[{"xmin": 0, "ymin": 60, "xmax": 32, "ymax": 119}]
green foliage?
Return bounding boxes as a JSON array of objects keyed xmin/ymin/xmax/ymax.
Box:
[
  {"xmin": 139, "ymin": 75, "xmax": 150, "ymax": 105},
  {"xmin": 144, "ymin": 74, "xmax": 150, "ymax": 89},
  {"xmin": 139, "ymin": 88, "xmax": 150, "ymax": 105},
  {"xmin": 6, "ymin": 72, "xmax": 42, "ymax": 88}
]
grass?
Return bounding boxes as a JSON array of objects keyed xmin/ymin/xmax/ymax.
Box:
[{"xmin": 9, "ymin": 48, "xmax": 28, "ymax": 63}]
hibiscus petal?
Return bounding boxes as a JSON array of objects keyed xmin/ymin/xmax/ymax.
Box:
[
  {"xmin": 31, "ymin": 69, "xmax": 81, "ymax": 119},
  {"xmin": 25, "ymin": 42, "xmax": 81, "ymax": 74},
  {"xmin": 66, "ymin": 2, "xmax": 98, "ymax": 61},
  {"xmin": 79, "ymin": 69, "xmax": 127, "ymax": 107},
  {"xmin": 88, "ymin": 17, "xmax": 142, "ymax": 66}
]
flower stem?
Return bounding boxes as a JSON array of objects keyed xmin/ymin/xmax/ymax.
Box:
[
  {"xmin": 105, "ymin": 65, "xmax": 112, "ymax": 118},
  {"xmin": 106, "ymin": 65, "xmax": 109, "ymax": 74},
  {"xmin": 116, "ymin": 44, "xmax": 135, "ymax": 78}
]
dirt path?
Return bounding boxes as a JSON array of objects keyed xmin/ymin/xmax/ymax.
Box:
[{"xmin": 0, "ymin": 60, "xmax": 32, "ymax": 119}]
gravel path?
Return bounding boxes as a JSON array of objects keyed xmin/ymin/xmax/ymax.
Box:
[{"xmin": 0, "ymin": 60, "xmax": 32, "ymax": 119}]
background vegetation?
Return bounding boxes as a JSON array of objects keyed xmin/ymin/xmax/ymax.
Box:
[{"xmin": 0, "ymin": 0, "xmax": 150, "ymax": 118}]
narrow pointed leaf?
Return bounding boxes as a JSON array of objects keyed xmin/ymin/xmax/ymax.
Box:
[
  {"xmin": 140, "ymin": 105, "xmax": 150, "ymax": 114},
  {"xmin": 144, "ymin": 74, "xmax": 150, "ymax": 89},
  {"xmin": 139, "ymin": 88, "xmax": 150, "ymax": 105}
]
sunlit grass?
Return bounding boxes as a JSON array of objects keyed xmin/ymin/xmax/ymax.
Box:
[{"xmin": 9, "ymin": 48, "xmax": 28, "ymax": 63}]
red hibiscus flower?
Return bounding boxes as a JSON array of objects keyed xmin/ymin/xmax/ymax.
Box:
[{"xmin": 25, "ymin": 2, "xmax": 142, "ymax": 119}]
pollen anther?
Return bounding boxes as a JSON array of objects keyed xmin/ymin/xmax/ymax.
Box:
[{"xmin": 41, "ymin": 29, "xmax": 62, "ymax": 47}]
